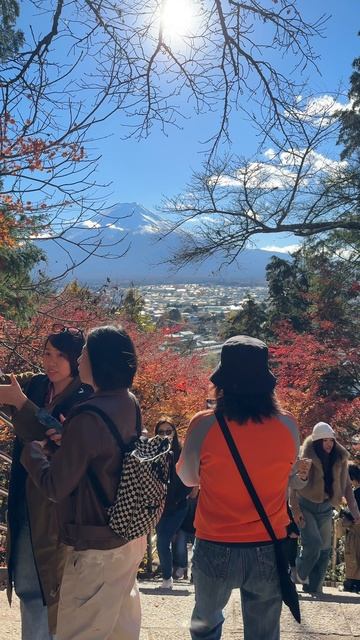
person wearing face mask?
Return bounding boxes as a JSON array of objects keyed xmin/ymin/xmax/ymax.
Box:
[
  {"xmin": 154, "ymin": 417, "xmax": 193, "ymax": 589},
  {"xmin": 0, "ymin": 325, "xmax": 91, "ymax": 640},
  {"xmin": 291, "ymin": 422, "xmax": 360, "ymax": 594}
]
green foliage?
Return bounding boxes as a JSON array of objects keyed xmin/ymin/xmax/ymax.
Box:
[
  {"xmin": 0, "ymin": 1, "xmax": 47, "ymax": 322},
  {"xmin": 265, "ymin": 255, "xmax": 311, "ymax": 333},
  {"xmin": 338, "ymin": 54, "xmax": 360, "ymax": 160},
  {"xmin": 0, "ymin": 0, "xmax": 24, "ymax": 60},
  {"xmin": 306, "ymin": 252, "xmax": 359, "ymax": 337},
  {"xmin": 167, "ymin": 307, "xmax": 182, "ymax": 322},
  {"xmin": 157, "ymin": 306, "xmax": 183, "ymax": 327},
  {"xmin": 267, "ymin": 240, "xmax": 360, "ymax": 424},
  {"xmin": 264, "ymin": 245, "xmax": 359, "ymax": 338},
  {"xmin": 335, "ymin": 49, "xmax": 360, "ymax": 253},
  {"xmin": 0, "ymin": 242, "xmax": 48, "ymax": 324},
  {"xmin": 220, "ymin": 296, "xmax": 268, "ymax": 341},
  {"xmin": 117, "ymin": 287, "xmax": 154, "ymax": 331}
]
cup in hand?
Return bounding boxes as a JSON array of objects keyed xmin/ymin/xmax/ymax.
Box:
[{"xmin": 298, "ymin": 457, "xmax": 312, "ymax": 476}]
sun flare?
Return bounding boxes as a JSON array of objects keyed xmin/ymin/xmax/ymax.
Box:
[{"xmin": 161, "ymin": 0, "xmax": 196, "ymax": 40}]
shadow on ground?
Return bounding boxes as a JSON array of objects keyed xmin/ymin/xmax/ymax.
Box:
[
  {"xmin": 299, "ymin": 591, "xmax": 360, "ymax": 605},
  {"xmin": 139, "ymin": 586, "xmax": 193, "ymax": 597}
]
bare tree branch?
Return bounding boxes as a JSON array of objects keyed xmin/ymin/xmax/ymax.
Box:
[
  {"xmin": 0, "ymin": 0, "xmax": 329, "ymax": 294},
  {"xmin": 160, "ymin": 95, "xmax": 359, "ymax": 266}
]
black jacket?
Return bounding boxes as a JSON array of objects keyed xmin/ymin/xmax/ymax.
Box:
[
  {"xmin": 162, "ymin": 453, "xmax": 192, "ymax": 515},
  {"xmin": 6, "ymin": 373, "xmax": 92, "ymax": 633},
  {"xmin": 8, "ymin": 374, "xmax": 92, "ymax": 532}
]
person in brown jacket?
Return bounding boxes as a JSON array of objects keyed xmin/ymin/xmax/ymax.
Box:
[
  {"xmin": 339, "ymin": 463, "xmax": 360, "ymax": 593},
  {"xmin": 21, "ymin": 325, "xmax": 146, "ymax": 640},
  {"xmin": 0, "ymin": 327, "xmax": 89, "ymax": 639},
  {"xmin": 291, "ymin": 422, "xmax": 360, "ymax": 594}
]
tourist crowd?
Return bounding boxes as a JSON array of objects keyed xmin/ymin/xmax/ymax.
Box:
[{"xmin": 0, "ymin": 326, "xmax": 359, "ymax": 640}]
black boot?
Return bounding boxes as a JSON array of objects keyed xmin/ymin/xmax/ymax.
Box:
[{"xmin": 343, "ymin": 579, "xmax": 356, "ymax": 592}]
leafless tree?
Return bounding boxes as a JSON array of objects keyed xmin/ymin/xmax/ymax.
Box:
[
  {"xmin": 160, "ymin": 94, "xmax": 360, "ymax": 266},
  {"xmin": 1, "ymin": 0, "xmax": 328, "ymax": 282}
]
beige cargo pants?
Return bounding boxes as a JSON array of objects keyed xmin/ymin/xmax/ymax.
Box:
[{"xmin": 57, "ymin": 536, "xmax": 146, "ymax": 640}]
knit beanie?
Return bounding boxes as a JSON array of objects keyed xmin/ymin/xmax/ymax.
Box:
[{"xmin": 312, "ymin": 422, "xmax": 336, "ymax": 441}]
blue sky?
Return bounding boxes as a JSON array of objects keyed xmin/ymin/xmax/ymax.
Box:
[
  {"xmin": 20, "ymin": 1, "xmax": 359, "ymax": 252},
  {"xmin": 97, "ymin": 2, "xmax": 359, "ymax": 207}
]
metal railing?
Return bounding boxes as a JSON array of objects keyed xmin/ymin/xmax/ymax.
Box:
[
  {"xmin": 0, "ymin": 452, "xmax": 11, "ymax": 530},
  {"xmin": 0, "ymin": 449, "xmax": 10, "ymax": 570},
  {"xmin": 0, "ymin": 451, "xmax": 12, "ymax": 464}
]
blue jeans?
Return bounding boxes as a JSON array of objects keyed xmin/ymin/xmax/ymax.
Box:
[
  {"xmin": 13, "ymin": 519, "xmax": 53, "ymax": 640},
  {"xmin": 156, "ymin": 506, "xmax": 188, "ymax": 579},
  {"xmin": 190, "ymin": 539, "xmax": 282, "ymax": 640},
  {"xmin": 173, "ymin": 528, "xmax": 189, "ymax": 569},
  {"xmin": 296, "ymin": 497, "xmax": 332, "ymax": 592}
]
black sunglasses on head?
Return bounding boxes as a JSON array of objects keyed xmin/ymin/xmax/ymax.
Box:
[{"xmin": 52, "ymin": 323, "xmax": 84, "ymax": 338}]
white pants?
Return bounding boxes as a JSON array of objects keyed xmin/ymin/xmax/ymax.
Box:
[{"xmin": 57, "ymin": 537, "xmax": 146, "ymax": 640}]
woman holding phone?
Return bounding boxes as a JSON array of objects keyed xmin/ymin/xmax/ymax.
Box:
[
  {"xmin": 21, "ymin": 325, "xmax": 147, "ymax": 640},
  {"xmin": 0, "ymin": 326, "xmax": 90, "ymax": 639}
]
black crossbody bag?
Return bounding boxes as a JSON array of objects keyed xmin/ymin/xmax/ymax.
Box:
[{"xmin": 215, "ymin": 411, "xmax": 301, "ymax": 624}]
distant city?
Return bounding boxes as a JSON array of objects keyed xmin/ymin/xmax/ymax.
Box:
[{"xmin": 102, "ymin": 283, "xmax": 268, "ymax": 355}]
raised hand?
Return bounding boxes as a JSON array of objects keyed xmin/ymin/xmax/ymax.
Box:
[{"xmin": 0, "ymin": 374, "xmax": 27, "ymax": 410}]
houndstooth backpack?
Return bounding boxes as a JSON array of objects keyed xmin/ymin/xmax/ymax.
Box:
[{"xmin": 74, "ymin": 402, "xmax": 172, "ymax": 541}]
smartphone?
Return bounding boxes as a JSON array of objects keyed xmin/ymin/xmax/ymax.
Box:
[{"xmin": 36, "ymin": 408, "xmax": 63, "ymax": 434}]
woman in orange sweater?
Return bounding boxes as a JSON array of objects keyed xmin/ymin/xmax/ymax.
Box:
[{"xmin": 177, "ymin": 335, "xmax": 307, "ymax": 640}]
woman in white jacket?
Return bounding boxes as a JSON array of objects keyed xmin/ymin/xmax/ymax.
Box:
[{"xmin": 291, "ymin": 422, "xmax": 360, "ymax": 594}]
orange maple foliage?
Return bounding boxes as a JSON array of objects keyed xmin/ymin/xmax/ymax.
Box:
[
  {"xmin": 129, "ymin": 324, "xmax": 209, "ymax": 436},
  {"xmin": 0, "ymin": 113, "xmax": 85, "ymax": 244},
  {"xmin": 271, "ymin": 322, "xmax": 360, "ymax": 458},
  {"xmin": 0, "ymin": 288, "xmax": 210, "ymax": 451},
  {"xmin": 1, "ymin": 294, "xmax": 358, "ymax": 458}
]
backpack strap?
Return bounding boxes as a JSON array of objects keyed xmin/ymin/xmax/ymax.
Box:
[
  {"xmin": 129, "ymin": 392, "xmax": 142, "ymax": 437},
  {"xmin": 70, "ymin": 400, "xmax": 141, "ymax": 510},
  {"xmin": 72, "ymin": 404, "xmax": 126, "ymax": 450}
]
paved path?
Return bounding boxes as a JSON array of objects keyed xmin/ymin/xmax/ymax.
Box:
[{"xmin": 1, "ymin": 580, "xmax": 359, "ymax": 639}]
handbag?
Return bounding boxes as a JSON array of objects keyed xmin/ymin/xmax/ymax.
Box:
[
  {"xmin": 215, "ymin": 411, "xmax": 301, "ymax": 624},
  {"xmin": 71, "ymin": 401, "xmax": 172, "ymax": 541}
]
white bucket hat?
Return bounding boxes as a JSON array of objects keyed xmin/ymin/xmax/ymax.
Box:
[{"xmin": 312, "ymin": 422, "xmax": 336, "ymax": 441}]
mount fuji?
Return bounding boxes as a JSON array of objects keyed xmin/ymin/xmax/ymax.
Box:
[{"xmin": 37, "ymin": 202, "xmax": 289, "ymax": 285}]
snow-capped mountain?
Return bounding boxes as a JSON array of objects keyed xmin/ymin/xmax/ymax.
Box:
[{"xmin": 36, "ymin": 202, "xmax": 289, "ymax": 285}]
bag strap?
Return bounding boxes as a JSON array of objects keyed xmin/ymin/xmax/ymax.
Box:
[
  {"xmin": 215, "ymin": 410, "xmax": 277, "ymax": 543},
  {"xmin": 70, "ymin": 405, "xmax": 124, "ymax": 509},
  {"xmin": 73, "ymin": 404, "xmax": 126, "ymax": 450},
  {"xmin": 71, "ymin": 400, "xmax": 141, "ymax": 511},
  {"xmin": 71, "ymin": 394, "xmax": 142, "ymax": 448},
  {"xmin": 129, "ymin": 393, "xmax": 143, "ymax": 438}
]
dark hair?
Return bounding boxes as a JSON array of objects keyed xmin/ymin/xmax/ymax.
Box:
[
  {"xmin": 86, "ymin": 325, "xmax": 137, "ymax": 391},
  {"xmin": 155, "ymin": 416, "xmax": 181, "ymax": 462},
  {"xmin": 45, "ymin": 332, "xmax": 85, "ymax": 377},
  {"xmin": 348, "ymin": 463, "xmax": 360, "ymax": 484},
  {"xmin": 313, "ymin": 439, "xmax": 340, "ymax": 498},
  {"xmin": 215, "ymin": 388, "xmax": 281, "ymax": 424}
]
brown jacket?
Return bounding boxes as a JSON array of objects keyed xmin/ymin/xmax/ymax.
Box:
[
  {"xmin": 6, "ymin": 374, "xmax": 90, "ymax": 634},
  {"xmin": 337, "ymin": 518, "xmax": 360, "ymax": 580},
  {"xmin": 290, "ymin": 436, "xmax": 360, "ymax": 521},
  {"xmin": 21, "ymin": 389, "xmax": 139, "ymax": 551}
]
